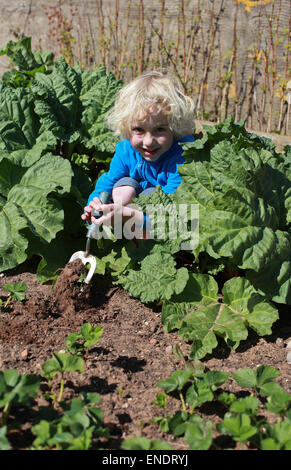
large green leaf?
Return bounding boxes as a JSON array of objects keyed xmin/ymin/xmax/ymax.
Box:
[
  {"xmin": 80, "ymin": 67, "xmax": 123, "ymax": 152},
  {"xmin": 175, "ymin": 126, "xmax": 291, "ymax": 304},
  {"xmin": 246, "ymin": 247, "xmax": 291, "ymax": 304},
  {"xmin": 0, "ymin": 153, "xmax": 73, "ymax": 271},
  {"xmin": 31, "ymin": 59, "xmax": 82, "ymax": 142},
  {"xmin": 0, "ymin": 37, "xmax": 53, "ymax": 73},
  {"xmin": 163, "ymin": 276, "xmax": 278, "ymax": 359},
  {"xmin": 162, "ymin": 272, "xmax": 219, "ymax": 332},
  {"xmin": 183, "ymin": 415, "xmax": 213, "ymax": 450},
  {"xmin": 0, "ymin": 87, "xmax": 57, "ymax": 166},
  {"xmin": 217, "ymin": 413, "xmax": 258, "ymax": 443},
  {"xmin": 0, "ymin": 37, "xmax": 54, "ymax": 90},
  {"xmin": 233, "ymin": 365, "xmax": 280, "ymax": 390},
  {"xmin": 117, "ymin": 251, "xmax": 189, "ymax": 303},
  {"xmin": 31, "ymin": 60, "xmax": 123, "ymax": 152}
]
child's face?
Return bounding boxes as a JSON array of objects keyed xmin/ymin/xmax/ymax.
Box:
[{"xmin": 129, "ymin": 110, "xmax": 174, "ymax": 162}]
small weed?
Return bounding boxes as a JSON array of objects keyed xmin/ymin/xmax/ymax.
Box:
[{"xmin": 0, "ymin": 282, "xmax": 27, "ymax": 310}]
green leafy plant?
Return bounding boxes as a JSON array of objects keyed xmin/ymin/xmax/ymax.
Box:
[
  {"xmin": 151, "ymin": 367, "xmax": 228, "ymax": 449},
  {"xmin": 31, "ymin": 393, "xmax": 109, "ymax": 450},
  {"xmin": 65, "ymin": 323, "xmax": 103, "ymax": 364},
  {"xmin": 260, "ymin": 421, "xmax": 291, "ymax": 450},
  {"xmin": 156, "ymin": 368, "xmax": 229, "ymax": 414},
  {"xmin": 216, "ymin": 366, "xmax": 291, "ymax": 449},
  {"xmin": 217, "ymin": 388, "xmax": 291, "ymax": 450},
  {"xmin": 151, "ymin": 392, "xmax": 169, "ymax": 431},
  {"xmin": 0, "ymin": 426, "xmax": 11, "ymax": 450},
  {"xmin": 0, "ymin": 322, "xmax": 111, "ymax": 450},
  {"xmin": 117, "ymin": 117, "xmax": 290, "ymax": 359},
  {"xmin": 265, "ymin": 389, "xmax": 291, "ymax": 418},
  {"xmin": 42, "ymin": 353, "xmax": 84, "ymax": 407},
  {"xmin": 217, "ymin": 411, "xmax": 258, "ymax": 445},
  {"xmin": 0, "ymin": 281, "xmax": 27, "ymax": 309},
  {"xmin": 0, "ymin": 38, "xmax": 123, "ymax": 282},
  {"xmin": 183, "ymin": 414, "xmax": 214, "ymax": 450},
  {"xmin": 121, "ymin": 436, "xmax": 172, "ymax": 450},
  {"xmin": 151, "ymin": 363, "xmax": 291, "ymax": 450},
  {"xmin": 0, "ymin": 369, "xmax": 40, "ymax": 426},
  {"xmin": 0, "ymin": 37, "xmax": 54, "ymax": 89},
  {"xmin": 232, "ymin": 365, "xmax": 281, "ymax": 395}
]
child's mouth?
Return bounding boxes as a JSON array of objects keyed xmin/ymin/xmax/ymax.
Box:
[{"xmin": 143, "ymin": 148, "xmax": 159, "ymax": 156}]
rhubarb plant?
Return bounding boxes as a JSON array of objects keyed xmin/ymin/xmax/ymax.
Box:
[
  {"xmin": 0, "ymin": 36, "xmax": 53, "ymax": 89},
  {"xmin": 116, "ymin": 117, "xmax": 290, "ymax": 359},
  {"xmin": 0, "ymin": 38, "xmax": 122, "ymax": 280}
]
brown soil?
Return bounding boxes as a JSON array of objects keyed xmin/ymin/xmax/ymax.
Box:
[{"xmin": 0, "ymin": 257, "xmax": 290, "ymax": 451}]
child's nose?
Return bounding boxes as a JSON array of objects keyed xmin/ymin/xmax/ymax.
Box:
[{"xmin": 143, "ymin": 132, "xmax": 154, "ymax": 146}]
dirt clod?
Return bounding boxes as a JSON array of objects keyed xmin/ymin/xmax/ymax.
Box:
[{"xmin": 53, "ymin": 259, "xmax": 90, "ymax": 315}]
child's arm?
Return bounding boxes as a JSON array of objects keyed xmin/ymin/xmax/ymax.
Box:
[
  {"xmin": 86, "ymin": 197, "xmax": 144, "ymax": 228},
  {"xmin": 160, "ymin": 136, "xmax": 194, "ymax": 194},
  {"xmin": 162, "ymin": 162, "xmax": 184, "ymax": 195},
  {"xmin": 87, "ymin": 141, "xmax": 130, "ymax": 205}
]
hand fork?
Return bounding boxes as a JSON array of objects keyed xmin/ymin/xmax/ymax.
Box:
[{"xmin": 69, "ymin": 191, "xmax": 111, "ymax": 285}]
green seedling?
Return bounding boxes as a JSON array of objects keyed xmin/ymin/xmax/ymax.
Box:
[
  {"xmin": 121, "ymin": 436, "xmax": 172, "ymax": 450},
  {"xmin": 216, "ymin": 367, "xmax": 291, "ymax": 449},
  {"xmin": 152, "ymin": 404, "xmax": 214, "ymax": 450},
  {"xmin": 183, "ymin": 415, "xmax": 213, "ymax": 450},
  {"xmin": 156, "ymin": 368, "xmax": 229, "ymax": 414},
  {"xmin": 153, "ymin": 368, "xmax": 227, "ymax": 449},
  {"xmin": 0, "ymin": 369, "xmax": 40, "ymax": 426},
  {"xmin": 32, "ymin": 392, "xmax": 109, "ymax": 450},
  {"xmin": 233, "ymin": 365, "xmax": 281, "ymax": 396},
  {"xmin": 260, "ymin": 421, "xmax": 291, "ymax": 450},
  {"xmin": 155, "ymin": 369, "xmax": 193, "ymax": 412},
  {"xmin": 217, "ymin": 412, "xmax": 258, "ymax": 445},
  {"xmin": 42, "ymin": 353, "xmax": 84, "ymax": 407},
  {"xmin": 172, "ymin": 344, "xmax": 205, "ymax": 374},
  {"xmin": 65, "ymin": 323, "xmax": 103, "ymax": 365},
  {"xmin": 151, "ymin": 392, "xmax": 169, "ymax": 431},
  {"xmin": 265, "ymin": 390, "xmax": 291, "ymax": 418},
  {"xmin": 0, "ymin": 426, "xmax": 11, "ymax": 450},
  {"xmin": 1, "ymin": 282, "xmax": 27, "ymax": 309}
]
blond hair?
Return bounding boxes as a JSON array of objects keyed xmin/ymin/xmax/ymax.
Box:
[{"xmin": 106, "ymin": 71, "xmax": 195, "ymax": 139}]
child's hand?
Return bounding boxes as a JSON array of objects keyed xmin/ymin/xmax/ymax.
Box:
[
  {"xmin": 81, "ymin": 197, "xmax": 102, "ymax": 223},
  {"xmin": 83, "ymin": 197, "xmax": 144, "ymax": 228}
]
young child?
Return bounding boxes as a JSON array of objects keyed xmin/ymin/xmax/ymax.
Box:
[{"xmin": 81, "ymin": 71, "xmax": 195, "ymax": 236}]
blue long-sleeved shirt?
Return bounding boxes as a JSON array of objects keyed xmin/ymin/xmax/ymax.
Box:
[{"xmin": 88, "ymin": 134, "xmax": 194, "ymax": 204}]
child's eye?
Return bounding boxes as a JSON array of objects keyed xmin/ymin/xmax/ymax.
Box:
[{"xmin": 132, "ymin": 127, "xmax": 144, "ymax": 134}]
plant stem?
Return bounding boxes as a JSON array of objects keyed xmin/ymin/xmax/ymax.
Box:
[
  {"xmin": 58, "ymin": 373, "xmax": 64, "ymax": 403},
  {"xmin": 179, "ymin": 391, "xmax": 187, "ymax": 412},
  {"xmin": 190, "ymin": 400, "xmax": 197, "ymax": 415},
  {"xmin": 2, "ymin": 401, "xmax": 11, "ymax": 426},
  {"xmin": 4, "ymin": 296, "xmax": 11, "ymax": 309}
]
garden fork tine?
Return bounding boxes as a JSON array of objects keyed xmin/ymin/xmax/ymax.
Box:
[{"xmin": 69, "ymin": 191, "xmax": 111, "ymax": 285}]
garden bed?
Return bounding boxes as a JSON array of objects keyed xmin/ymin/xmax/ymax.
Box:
[{"xmin": 0, "ymin": 258, "xmax": 290, "ymax": 450}]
